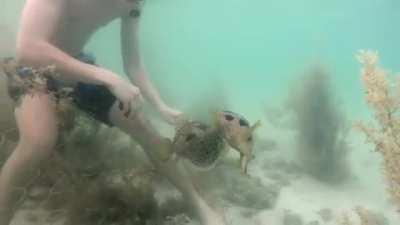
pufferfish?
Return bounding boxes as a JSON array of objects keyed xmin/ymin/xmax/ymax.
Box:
[
  {"xmin": 172, "ymin": 111, "xmax": 261, "ymax": 174},
  {"xmin": 215, "ymin": 111, "xmax": 261, "ymax": 174}
]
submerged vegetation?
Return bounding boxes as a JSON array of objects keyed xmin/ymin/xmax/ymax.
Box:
[
  {"xmin": 0, "ymin": 54, "xmax": 398, "ymax": 224},
  {"xmin": 356, "ymin": 50, "xmax": 400, "ymax": 211},
  {"xmin": 0, "ymin": 59, "xmax": 168, "ymax": 224},
  {"xmin": 288, "ymin": 65, "xmax": 351, "ymax": 184},
  {"xmin": 339, "ymin": 207, "xmax": 389, "ymax": 225},
  {"xmin": 0, "ymin": 102, "xmax": 189, "ymax": 225},
  {"xmin": 0, "ymin": 61, "xmax": 280, "ymax": 224}
]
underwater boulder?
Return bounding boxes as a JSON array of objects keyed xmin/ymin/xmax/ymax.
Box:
[
  {"xmin": 316, "ymin": 208, "xmax": 333, "ymax": 223},
  {"xmin": 222, "ymin": 177, "xmax": 279, "ymax": 210},
  {"xmin": 306, "ymin": 221, "xmax": 319, "ymax": 225},
  {"xmin": 164, "ymin": 214, "xmax": 199, "ymax": 225},
  {"xmin": 283, "ymin": 210, "xmax": 304, "ymax": 225},
  {"xmin": 262, "ymin": 158, "xmax": 303, "ymax": 187},
  {"xmin": 65, "ymin": 172, "xmax": 160, "ymax": 225}
]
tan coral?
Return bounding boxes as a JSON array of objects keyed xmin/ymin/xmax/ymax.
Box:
[
  {"xmin": 0, "ymin": 58, "xmax": 60, "ymax": 103},
  {"xmin": 356, "ymin": 50, "xmax": 400, "ymax": 210},
  {"xmin": 0, "ymin": 58, "xmax": 76, "ymax": 130},
  {"xmin": 338, "ymin": 212, "xmax": 353, "ymax": 225},
  {"xmin": 355, "ymin": 207, "xmax": 379, "ymax": 225},
  {"xmin": 338, "ymin": 207, "xmax": 382, "ymax": 225}
]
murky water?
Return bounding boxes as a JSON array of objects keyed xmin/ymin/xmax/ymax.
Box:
[{"xmin": 0, "ymin": 0, "xmax": 399, "ymax": 224}]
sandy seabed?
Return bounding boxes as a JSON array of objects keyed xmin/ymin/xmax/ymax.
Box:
[{"xmin": 6, "ymin": 125, "xmax": 400, "ymax": 225}]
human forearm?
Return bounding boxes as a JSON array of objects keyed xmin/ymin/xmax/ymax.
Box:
[
  {"xmin": 130, "ymin": 69, "xmax": 183, "ymax": 124},
  {"xmin": 121, "ymin": 16, "xmax": 182, "ymax": 124},
  {"xmin": 16, "ymin": 41, "xmax": 120, "ymax": 87},
  {"xmin": 130, "ymin": 68, "xmax": 167, "ymax": 110}
]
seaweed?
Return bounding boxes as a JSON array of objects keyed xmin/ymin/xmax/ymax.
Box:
[
  {"xmin": 65, "ymin": 172, "xmax": 160, "ymax": 225},
  {"xmin": 288, "ymin": 64, "xmax": 351, "ymax": 184},
  {"xmin": 0, "ymin": 60, "xmax": 194, "ymax": 224},
  {"xmin": 356, "ymin": 50, "xmax": 400, "ymax": 211}
]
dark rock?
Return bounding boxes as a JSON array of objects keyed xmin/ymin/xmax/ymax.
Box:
[
  {"xmin": 306, "ymin": 221, "xmax": 319, "ymax": 225},
  {"xmin": 198, "ymin": 163, "xmax": 281, "ymax": 210},
  {"xmin": 283, "ymin": 210, "xmax": 303, "ymax": 225},
  {"xmin": 317, "ymin": 208, "xmax": 333, "ymax": 222}
]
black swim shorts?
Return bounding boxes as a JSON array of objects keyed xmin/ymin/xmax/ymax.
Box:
[{"xmin": 71, "ymin": 53, "xmax": 116, "ymax": 126}]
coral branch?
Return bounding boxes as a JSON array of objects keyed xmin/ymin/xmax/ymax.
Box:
[{"xmin": 356, "ymin": 50, "xmax": 400, "ymax": 210}]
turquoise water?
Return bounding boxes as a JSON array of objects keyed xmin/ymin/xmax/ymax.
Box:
[
  {"xmin": 1, "ymin": 0, "xmax": 400, "ymax": 224},
  {"xmin": 85, "ymin": 0, "xmax": 400, "ymax": 121},
  {"xmin": 1, "ymin": 0, "xmax": 399, "ymax": 119}
]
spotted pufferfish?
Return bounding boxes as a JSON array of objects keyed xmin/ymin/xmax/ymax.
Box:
[{"xmin": 172, "ymin": 110, "xmax": 261, "ymax": 174}]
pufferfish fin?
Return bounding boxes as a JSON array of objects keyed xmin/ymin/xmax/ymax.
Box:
[
  {"xmin": 210, "ymin": 110, "xmax": 220, "ymax": 126},
  {"xmin": 250, "ymin": 120, "xmax": 262, "ymax": 132}
]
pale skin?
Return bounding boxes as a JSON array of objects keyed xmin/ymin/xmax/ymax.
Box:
[{"xmin": 0, "ymin": 0, "xmax": 226, "ymax": 224}]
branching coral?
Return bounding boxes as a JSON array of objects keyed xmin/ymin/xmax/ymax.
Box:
[
  {"xmin": 354, "ymin": 207, "xmax": 388, "ymax": 225},
  {"xmin": 338, "ymin": 207, "xmax": 387, "ymax": 225},
  {"xmin": 355, "ymin": 50, "xmax": 400, "ymax": 210},
  {"xmin": 339, "ymin": 213, "xmax": 353, "ymax": 225}
]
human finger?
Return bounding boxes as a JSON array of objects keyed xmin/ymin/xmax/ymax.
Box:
[
  {"xmin": 119, "ymin": 101, "xmax": 124, "ymax": 110},
  {"xmin": 123, "ymin": 98, "xmax": 132, "ymax": 117}
]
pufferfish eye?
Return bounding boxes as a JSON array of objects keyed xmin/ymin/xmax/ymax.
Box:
[
  {"xmin": 224, "ymin": 114, "xmax": 234, "ymax": 121},
  {"xmin": 239, "ymin": 119, "xmax": 249, "ymax": 127}
]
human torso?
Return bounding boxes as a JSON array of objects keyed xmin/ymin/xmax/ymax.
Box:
[{"xmin": 51, "ymin": 0, "xmax": 141, "ymax": 55}]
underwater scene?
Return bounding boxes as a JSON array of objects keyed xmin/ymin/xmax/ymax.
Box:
[{"xmin": 1, "ymin": 0, "xmax": 400, "ymax": 225}]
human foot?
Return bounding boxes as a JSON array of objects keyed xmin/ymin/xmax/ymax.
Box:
[{"xmin": 196, "ymin": 198, "xmax": 227, "ymax": 225}]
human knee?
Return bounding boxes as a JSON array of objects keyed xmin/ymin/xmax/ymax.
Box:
[{"xmin": 19, "ymin": 131, "xmax": 58, "ymax": 158}]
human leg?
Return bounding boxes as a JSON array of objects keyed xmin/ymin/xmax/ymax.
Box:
[
  {"xmin": 109, "ymin": 103, "xmax": 226, "ymax": 225},
  {"xmin": 0, "ymin": 94, "xmax": 58, "ymax": 225}
]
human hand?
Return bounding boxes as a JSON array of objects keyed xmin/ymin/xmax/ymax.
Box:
[
  {"xmin": 108, "ymin": 77, "xmax": 143, "ymax": 117},
  {"xmin": 159, "ymin": 105, "xmax": 184, "ymax": 125}
]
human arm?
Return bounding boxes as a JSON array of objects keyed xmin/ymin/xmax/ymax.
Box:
[
  {"xmin": 16, "ymin": 0, "xmax": 139, "ymax": 115},
  {"xmin": 120, "ymin": 11, "xmax": 182, "ymax": 124}
]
